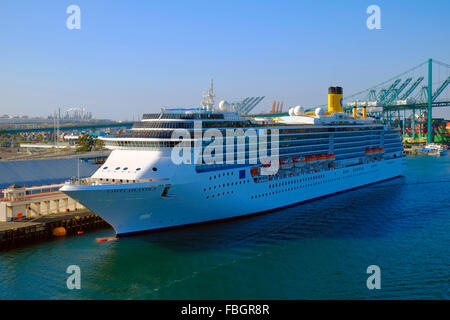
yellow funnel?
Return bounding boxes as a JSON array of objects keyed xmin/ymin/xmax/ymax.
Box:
[{"xmin": 328, "ymin": 87, "xmax": 343, "ymax": 113}]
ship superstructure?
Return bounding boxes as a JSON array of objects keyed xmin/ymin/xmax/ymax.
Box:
[{"xmin": 61, "ymin": 84, "xmax": 405, "ymax": 235}]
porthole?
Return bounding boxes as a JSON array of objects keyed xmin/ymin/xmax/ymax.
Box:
[
  {"xmin": 152, "ymin": 167, "xmax": 157, "ymax": 172},
  {"xmin": 123, "ymin": 167, "xmax": 128, "ymax": 170},
  {"xmin": 103, "ymin": 167, "xmax": 108, "ymax": 170},
  {"xmin": 115, "ymin": 167, "xmax": 120, "ymax": 170},
  {"xmin": 136, "ymin": 168, "xmax": 141, "ymax": 171}
]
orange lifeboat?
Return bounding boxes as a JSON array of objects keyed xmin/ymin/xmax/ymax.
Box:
[
  {"xmin": 96, "ymin": 237, "xmax": 118, "ymax": 243},
  {"xmin": 365, "ymin": 148, "xmax": 385, "ymax": 154},
  {"xmin": 305, "ymin": 155, "xmax": 317, "ymax": 162}
]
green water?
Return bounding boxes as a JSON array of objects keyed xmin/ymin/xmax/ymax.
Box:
[{"xmin": 0, "ymin": 155, "xmax": 449, "ymax": 299}]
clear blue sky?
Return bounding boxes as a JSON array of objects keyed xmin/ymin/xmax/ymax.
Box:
[{"xmin": 1, "ymin": 0, "xmax": 449, "ymax": 120}]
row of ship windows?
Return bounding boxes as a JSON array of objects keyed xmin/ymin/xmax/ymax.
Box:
[
  {"xmin": 133, "ymin": 120, "xmax": 252, "ymax": 129},
  {"xmin": 204, "ymin": 166, "xmax": 375, "ymax": 199},
  {"xmin": 196, "ymin": 151, "xmax": 402, "ymax": 174},
  {"xmin": 142, "ymin": 113, "xmax": 225, "ymax": 120},
  {"xmin": 204, "ymin": 179, "xmax": 251, "ymax": 192},
  {"xmin": 169, "ymin": 149, "xmax": 397, "ymax": 166},
  {"xmin": 102, "ymin": 166, "xmax": 158, "ymax": 172},
  {"xmin": 251, "ymin": 171, "xmax": 374, "ymax": 199},
  {"xmin": 104, "ymin": 141, "xmax": 400, "ymax": 155},
  {"xmin": 106, "ymin": 135, "xmax": 396, "ymax": 148},
  {"xmin": 106, "ymin": 187, "xmax": 155, "ymax": 193},
  {"xmin": 209, "ymin": 171, "xmax": 235, "ymax": 180},
  {"xmin": 133, "ymin": 121, "xmax": 392, "ymax": 133},
  {"xmin": 103, "ymin": 166, "xmax": 140, "ymax": 171},
  {"xmin": 114, "ymin": 128, "xmax": 387, "ymax": 139},
  {"xmin": 268, "ymin": 174, "xmax": 326, "ymax": 188},
  {"xmin": 253, "ymin": 178, "xmax": 339, "ymax": 198},
  {"xmin": 106, "ymin": 142, "xmax": 392, "ymax": 151},
  {"xmin": 100, "ymin": 178, "xmax": 147, "ymax": 183},
  {"xmin": 206, "ymin": 190, "xmax": 235, "ymax": 199}
]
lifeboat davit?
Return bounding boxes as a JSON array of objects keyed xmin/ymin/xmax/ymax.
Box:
[
  {"xmin": 292, "ymin": 156, "xmax": 306, "ymax": 167},
  {"xmin": 280, "ymin": 158, "xmax": 293, "ymax": 169}
]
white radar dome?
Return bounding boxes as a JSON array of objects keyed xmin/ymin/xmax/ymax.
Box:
[
  {"xmin": 315, "ymin": 107, "xmax": 324, "ymax": 116},
  {"xmin": 219, "ymin": 100, "xmax": 230, "ymax": 111},
  {"xmin": 294, "ymin": 106, "xmax": 304, "ymax": 116},
  {"xmin": 288, "ymin": 108, "xmax": 295, "ymax": 116}
]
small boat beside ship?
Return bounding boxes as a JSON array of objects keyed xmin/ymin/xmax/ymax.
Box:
[{"xmin": 415, "ymin": 143, "xmax": 447, "ymax": 156}]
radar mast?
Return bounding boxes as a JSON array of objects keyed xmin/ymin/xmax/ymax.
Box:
[{"xmin": 201, "ymin": 78, "xmax": 215, "ymax": 111}]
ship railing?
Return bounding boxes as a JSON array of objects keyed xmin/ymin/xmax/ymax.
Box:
[{"xmin": 70, "ymin": 177, "xmax": 169, "ymax": 186}]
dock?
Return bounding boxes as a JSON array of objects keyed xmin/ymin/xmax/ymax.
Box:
[
  {"xmin": 1, "ymin": 183, "xmax": 90, "ymax": 222},
  {"xmin": 0, "ymin": 209, "xmax": 110, "ymax": 250},
  {"xmin": 0, "ymin": 182, "xmax": 112, "ymax": 250}
]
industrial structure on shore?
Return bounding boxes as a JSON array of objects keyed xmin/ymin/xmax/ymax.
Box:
[{"xmin": 340, "ymin": 59, "xmax": 450, "ymax": 143}]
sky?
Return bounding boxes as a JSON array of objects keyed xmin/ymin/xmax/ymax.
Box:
[{"xmin": 1, "ymin": 0, "xmax": 449, "ymax": 120}]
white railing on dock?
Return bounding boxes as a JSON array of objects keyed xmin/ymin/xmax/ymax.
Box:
[{"xmin": 1, "ymin": 183, "xmax": 65, "ymax": 200}]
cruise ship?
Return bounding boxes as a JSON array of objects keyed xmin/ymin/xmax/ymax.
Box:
[{"xmin": 61, "ymin": 84, "xmax": 405, "ymax": 236}]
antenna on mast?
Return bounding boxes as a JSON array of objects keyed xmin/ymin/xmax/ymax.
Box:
[{"xmin": 201, "ymin": 78, "xmax": 215, "ymax": 111}]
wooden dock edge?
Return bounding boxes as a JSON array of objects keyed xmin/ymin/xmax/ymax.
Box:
[{"xmin": 0, "ymin": 210, "xmax": 111, "ymax": 250}]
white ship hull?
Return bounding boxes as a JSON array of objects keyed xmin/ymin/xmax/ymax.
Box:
[{"xmin": 61, "ymin": 157, "xmax": 405, "ymax": 236}]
